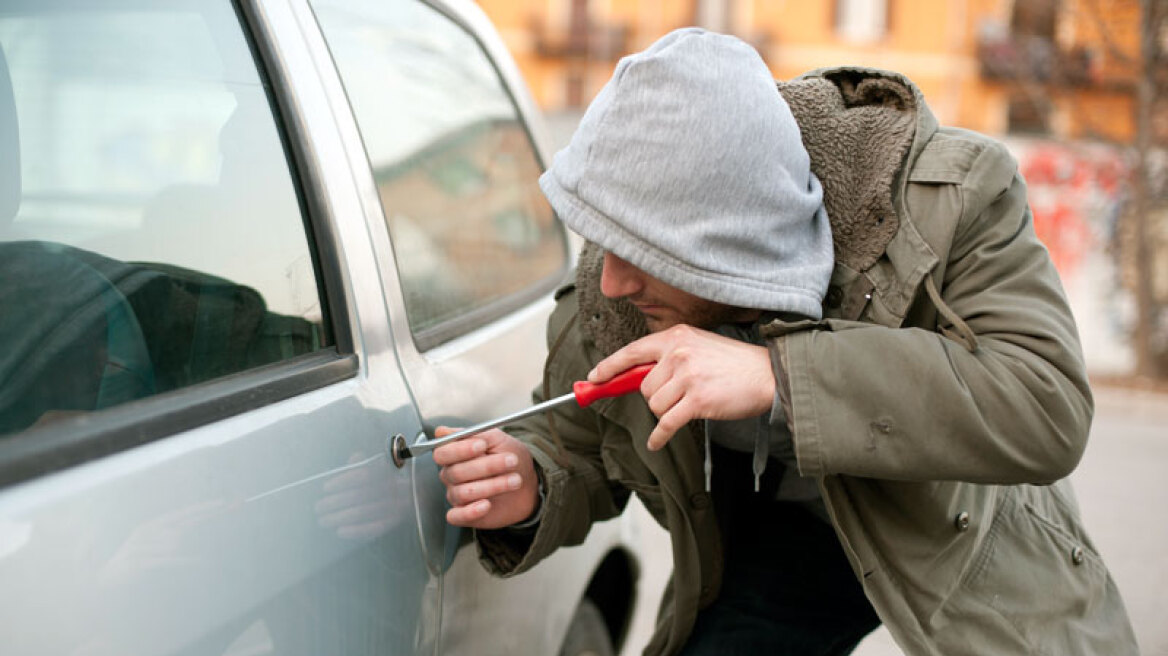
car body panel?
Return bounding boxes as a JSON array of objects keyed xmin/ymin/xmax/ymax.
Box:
[{"xmin": 0, "ymin": 380, "xmax": 436, "ymax": 655}]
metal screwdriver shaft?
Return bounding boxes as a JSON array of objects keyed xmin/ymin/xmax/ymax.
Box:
[
  {"xmin": 394, "ymin": 363, "xmax": 654, "ymax": 464},
  {"xmin": 401, "ymin": 392, "xmax": 578, "ymax": 458}
]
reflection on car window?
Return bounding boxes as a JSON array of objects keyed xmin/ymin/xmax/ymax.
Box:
[
  {"xmin": 0, "ymin": 1, "xmax": 329, "ymax": 437},
  {"xmin": 309, "ymin": 0, "xmax": 567, "ymax": 347}
]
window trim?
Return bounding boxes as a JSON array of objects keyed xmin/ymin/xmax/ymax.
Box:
[
  {"xmin": 0, "ymin": 0, "xmax": 360, "ymax": 489},
  {"xmin": 237, "ymin": 0, "xmax": 354, "ymax": 358},
  {"xmin": 0, "ymin": 351, "xmax": 358, "ymax": 488},
  {"xmin": 833, "ymin": 0, "xmax": 892, "ymax": 44}
]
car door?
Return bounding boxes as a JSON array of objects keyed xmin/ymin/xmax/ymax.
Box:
[
  {"xmin": 301, "ymin": 0, "xmax": 570, "ymax": 571},
  {"xmin": 297, "ymin": 3, "xmax": 650, "ymax": 655},
  {"xmin": 0, "ymin": 1, "xmax": 440, "ymax": 654}
]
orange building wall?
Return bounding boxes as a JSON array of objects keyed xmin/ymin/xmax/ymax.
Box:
[
  {"xmin": 752, "ymin": 0, "xmax": 996, "ymax": 133},
  {"xmin": 1059, "ymin": 0, "xmax": 1142, "ymax": 83},
  {"xmin": 479, "ymin": 0, "xmax": 1140, "ymax": 144}
]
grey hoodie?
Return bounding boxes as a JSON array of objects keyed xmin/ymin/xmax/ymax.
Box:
[{"xmin": 539, "ymin": 27, "xmax": 833, "ymax": 319}]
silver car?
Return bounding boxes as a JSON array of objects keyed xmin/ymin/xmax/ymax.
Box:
[{"xmin": 0, "ymin": 0, "xmax": 650, "ymax": 654}]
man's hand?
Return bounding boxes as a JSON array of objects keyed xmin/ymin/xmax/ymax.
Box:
[
  {"xmin": 588, "ymin": 325, "xmax": 775, "ymax": 451},
  {"xmin": 433, "ymin": 427, "xmax": 539, "ymax": 529}
]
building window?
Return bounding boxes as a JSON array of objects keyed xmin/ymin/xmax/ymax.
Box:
[
  {"xmin": 836, "ymin": 0, "xmax": 889, "ymax": 43},
  {"xmin": 1007, "ymin": 93, "xmax": 1052, "ymax": 134}
]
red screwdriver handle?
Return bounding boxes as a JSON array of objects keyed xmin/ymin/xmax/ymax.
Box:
[{"xmin": 572, "ymin": 363, "xmax": 655, "ymax": 408}]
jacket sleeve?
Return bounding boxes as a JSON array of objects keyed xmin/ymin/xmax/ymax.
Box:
[
  {"xmin": 772, "ymin": 141, "xmax": 1093, "ymax": 485},
  {"xmin": 476, "ymin": 289, "xmax": 630, "ymax": 576}
]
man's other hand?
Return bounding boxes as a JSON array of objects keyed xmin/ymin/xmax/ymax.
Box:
[
  {"xmin": 434, "ymin": 427, "xmax": 539, "ymax": 529},
  {"xmin": 588, "ymin": 325, "xmax": 775, "ymax": 451}
]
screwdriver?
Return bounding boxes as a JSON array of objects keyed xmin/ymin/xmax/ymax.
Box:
[{"xmin": 393, "ymin": 363, "xmax": 654, "ymax": 464}]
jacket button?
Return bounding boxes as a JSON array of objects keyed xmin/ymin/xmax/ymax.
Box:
[
  {"xmin": 954, "ymin": 511, "xmax": 971, "ymax": 532},
  {"xmin": 689, "ymin": 492, "xmax": 711, "ymax": 510},
  {"xmin": 1071, "ymin": 546, "xmax": 1085, "ymax": 566},
  {"xmin": 825, "ymin": 286, "xmax": 843, "ymax": 309}
]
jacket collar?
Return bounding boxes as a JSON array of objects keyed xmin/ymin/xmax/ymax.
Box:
[{"xmin": 780, "ymin": 67, "xmax": 941, "ymax": 325}]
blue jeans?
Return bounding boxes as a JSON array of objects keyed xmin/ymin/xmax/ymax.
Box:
[{"xmin": 679, "ymin": 449, "xmax": 881, "ymax": 656}]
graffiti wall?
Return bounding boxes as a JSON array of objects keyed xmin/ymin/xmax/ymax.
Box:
[{"xmin": 1005, "ymin": 138, "xmax": 1134, "ymax": 373}]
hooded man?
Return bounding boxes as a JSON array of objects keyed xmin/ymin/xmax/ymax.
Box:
[{"xmin": 434, "ymin": 28, "xmax": 1137, "ymax": 656}]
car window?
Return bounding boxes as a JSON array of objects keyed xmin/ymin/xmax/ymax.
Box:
[
  {"xmin": 0, "ymin": 1, "xmax": 330, "ymax": 437},
  {"xmin": 308, "ymin": 0, "xmax": 568, "ymax": 350}
]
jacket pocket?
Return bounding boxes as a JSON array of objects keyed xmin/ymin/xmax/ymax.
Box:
[
  {"xmin": 600, "ymin": 440, "xmax": 665, "ymax": 517},
  {"xmin": 961, "ymin": 488, "xmax": 1107, "ymax": 652}
]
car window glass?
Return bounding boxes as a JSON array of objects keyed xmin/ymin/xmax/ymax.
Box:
[
  {"xmin": 308, "ymin": 0, "xmax": 567, "ymax": 349},
  {"xmin": 0, "ymin": 1, "xmax": 329, "ymax": 437}
]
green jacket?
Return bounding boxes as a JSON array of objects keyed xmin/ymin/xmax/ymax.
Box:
[{"xmin": 478, "ymin": 68, "xmax": 1137, "ymax": 656}]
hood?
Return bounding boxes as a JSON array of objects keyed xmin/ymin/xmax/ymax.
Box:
[{"xmin": 540, "ymin": 28, "xmax": 834, "ymax": 320}]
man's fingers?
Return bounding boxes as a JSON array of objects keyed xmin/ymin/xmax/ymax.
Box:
[
  {"xmin": 588, "ymin": 336, "xmax": 662, "ymax": 383},
  {"xmin": 446, "ymin": 500, "xmax": 491, "ymax": 526},
  {"xmin": 589, "ymin": 324, "xmax": 704, "ymax": 383},
  {"xmin": 446, "ymin": 472, "xmax": 524, "ymax": 506},
  {"xmin": 647, "ymin": 399, "xmax": 695, "ymax": 451},
  {"xmin": 476, "ymin": 428, "xmax": 514, "ymax": 450},
  {"xmin": 432, "ymin": 436, "xmax": 487, "ymax": 466},
  {"xmin": 439, "ymin": 452, "xmax": 519, "ymax": 486},
  {"xmin": 432, "ymin": 428, "xmax": 534, "ymax": 530},
  {"xmin": 645, "ymin": 377, "xmax": 684, "ymax": 418},
  {"xmin": 432, "ymin": 427, "xmax": 518, "ymax": 466},
  {"xmin": 443, "ymin": 454, "xmax": 519, "ymax": 487}
]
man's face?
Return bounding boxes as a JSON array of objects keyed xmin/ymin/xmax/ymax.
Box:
[{"xmin": 599, "ymin": 252, "xmax": 760, "ymax": 332}]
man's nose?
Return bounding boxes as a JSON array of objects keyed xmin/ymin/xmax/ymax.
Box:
[{"xmin": 600, "ymin": 252, "xmax": 644, "ymax": 299}]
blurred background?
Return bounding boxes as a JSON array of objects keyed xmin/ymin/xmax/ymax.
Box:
[
  {"xmin": 471, "ymin": 1, "xmax": 1168, "ymax": 654},
  {"xmin": 480, "ymin": 0, "xmax": 1168, "ymax": 382}
]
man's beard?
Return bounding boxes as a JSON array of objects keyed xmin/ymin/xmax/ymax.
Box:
[{"xmin": 633, "ymin": 293, "xmax": 760, "ymax": 332}]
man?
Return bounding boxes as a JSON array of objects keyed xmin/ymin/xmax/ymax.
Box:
[{"xmin": 434, "ymin": 28, "xmax": 1137, "ymax": 656}]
